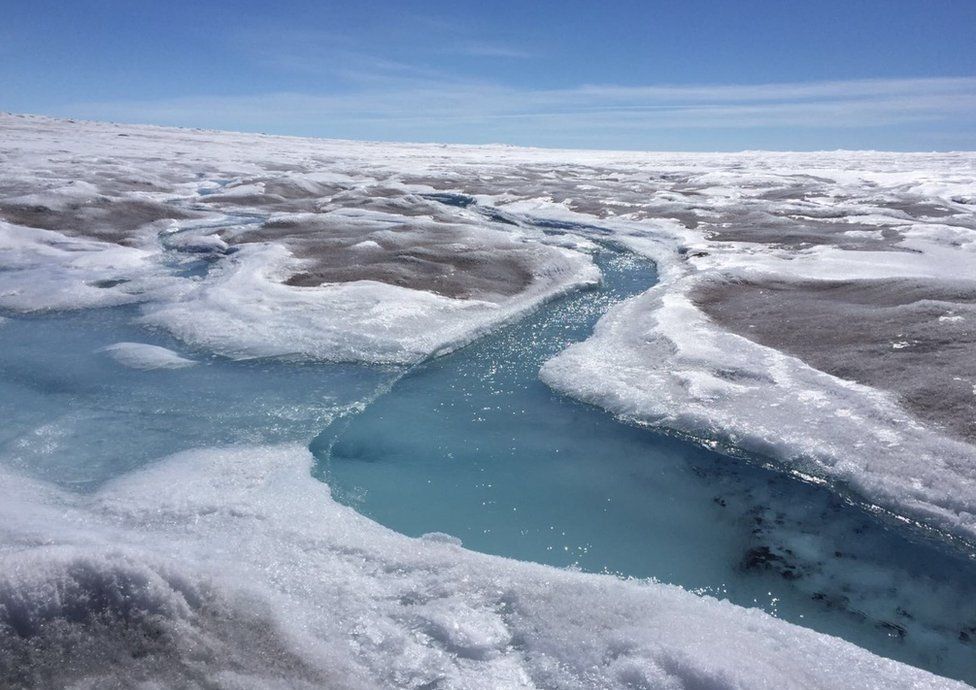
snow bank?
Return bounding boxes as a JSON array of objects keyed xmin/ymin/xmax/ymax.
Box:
[
  {"xmin": 0, "ymin": 221, "xmax": 164, "ymax": 312},
  {"xmin": 0, "ymin": 445, "xmax": 960, "ymax": 689},
  {"xmin": 519, "ymin": 197, "xmax": 976, "ymax": 541}
]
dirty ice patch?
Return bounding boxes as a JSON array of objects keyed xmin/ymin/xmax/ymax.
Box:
[
  {"xmin": 540, "ymin": 281, "xmax": 976, "ymax": 543},
  {"xmin": 141, "ymin": 242, "xmax": 599, "ymax": 364}
]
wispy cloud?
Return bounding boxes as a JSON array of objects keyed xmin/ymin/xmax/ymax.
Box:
[
  {"xmin": 59, "ymin": 76, "xmax": 976, "ymax": 148},
  {"xmin": 224, "ymin": 16, "xmax": 533, "ymax": 86},
  {"xmin": 452, "ymin": 40, "xmax": 533, "ymax": 59}
]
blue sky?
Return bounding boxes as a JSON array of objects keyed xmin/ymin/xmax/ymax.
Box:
[{"xmin": 2, "ymin": 0, "xmax": 975, "ymax": 150}]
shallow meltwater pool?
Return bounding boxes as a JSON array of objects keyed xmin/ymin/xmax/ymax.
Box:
[{"xmin": 2, "ymin": 243, "xmax": 976, "ymax": 684}]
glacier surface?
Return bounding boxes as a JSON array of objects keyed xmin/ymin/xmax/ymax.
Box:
[{"xmin": 1, "ymin": 113, "xmax": 975, "ymax": 686}]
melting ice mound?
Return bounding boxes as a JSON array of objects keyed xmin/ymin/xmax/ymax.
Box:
[
  {"xmin": 0, "ymin": 446, "xmax": 961, "ymax": 689},
  {"xmin": 99, "ymin": 342, "xmax": 196, "ymax": 369},
  {"xmin": 141, "ymin": 240, "xmax": 598, "ymax": 364}
]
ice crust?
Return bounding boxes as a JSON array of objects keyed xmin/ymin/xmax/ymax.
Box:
[
  {"xmin": 0, "ymin": 445, "xmax": 961, "ymax": 689},
  {"xmin": 530, "ymin": 203, "xmax": 976, "ymax": 542}
]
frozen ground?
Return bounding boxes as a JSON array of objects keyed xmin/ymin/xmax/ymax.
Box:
[{"xmin": 1, "ymin": 113, "xmax": 975, "ymax": 686}]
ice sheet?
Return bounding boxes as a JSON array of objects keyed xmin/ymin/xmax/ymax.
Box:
[{"xmin": 2, "ymin": 114, "xmax": 976, "ymax": 684}]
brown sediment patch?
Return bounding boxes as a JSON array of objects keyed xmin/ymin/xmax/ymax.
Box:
[
  {"xmin": 693, "ymin": 278, "xmax": 976, "ymax": 442},
  {"xmin": 282, "ymin": 245, "xmax": 533, "ymax": 298},
  {"xmin": 263, "ymin": 179, "xmax": 345, "ymax": 199},
  {"xmin": 0, "ymin": 198, "xmax": 201, "ymax": 245},
  {"xmin": 398, "ymin": 174, "xmax": 556, "ymax": 200},
  {"xmin": 233, "ymin": 216, "xmax": 535, "ymax": 300},
  {"xmin": 701, "ymin": 213, "xmax": 909, "ymax": 251},
  {"xmin": 877, "ymin": 200, "xmax": 961, "ymax": 220},
  {"xmin": 635, "ymin": 210, "xmax": 704, "ymax": 229},
  {"xmin": 199, "ymin": 182, "xmax": 471, "ymax": 220},
  {"xmin": 754, "ymin": 187, "xmax": 820, "ymax": 203}
]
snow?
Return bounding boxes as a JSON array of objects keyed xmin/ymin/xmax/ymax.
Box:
[
  {"xmin": 0, "ymin": 445, "xmax": 961, "ymax": 689},
  {"xmin": 0, "ymin": 221, "xmax": 164, "ymax": 312}
]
